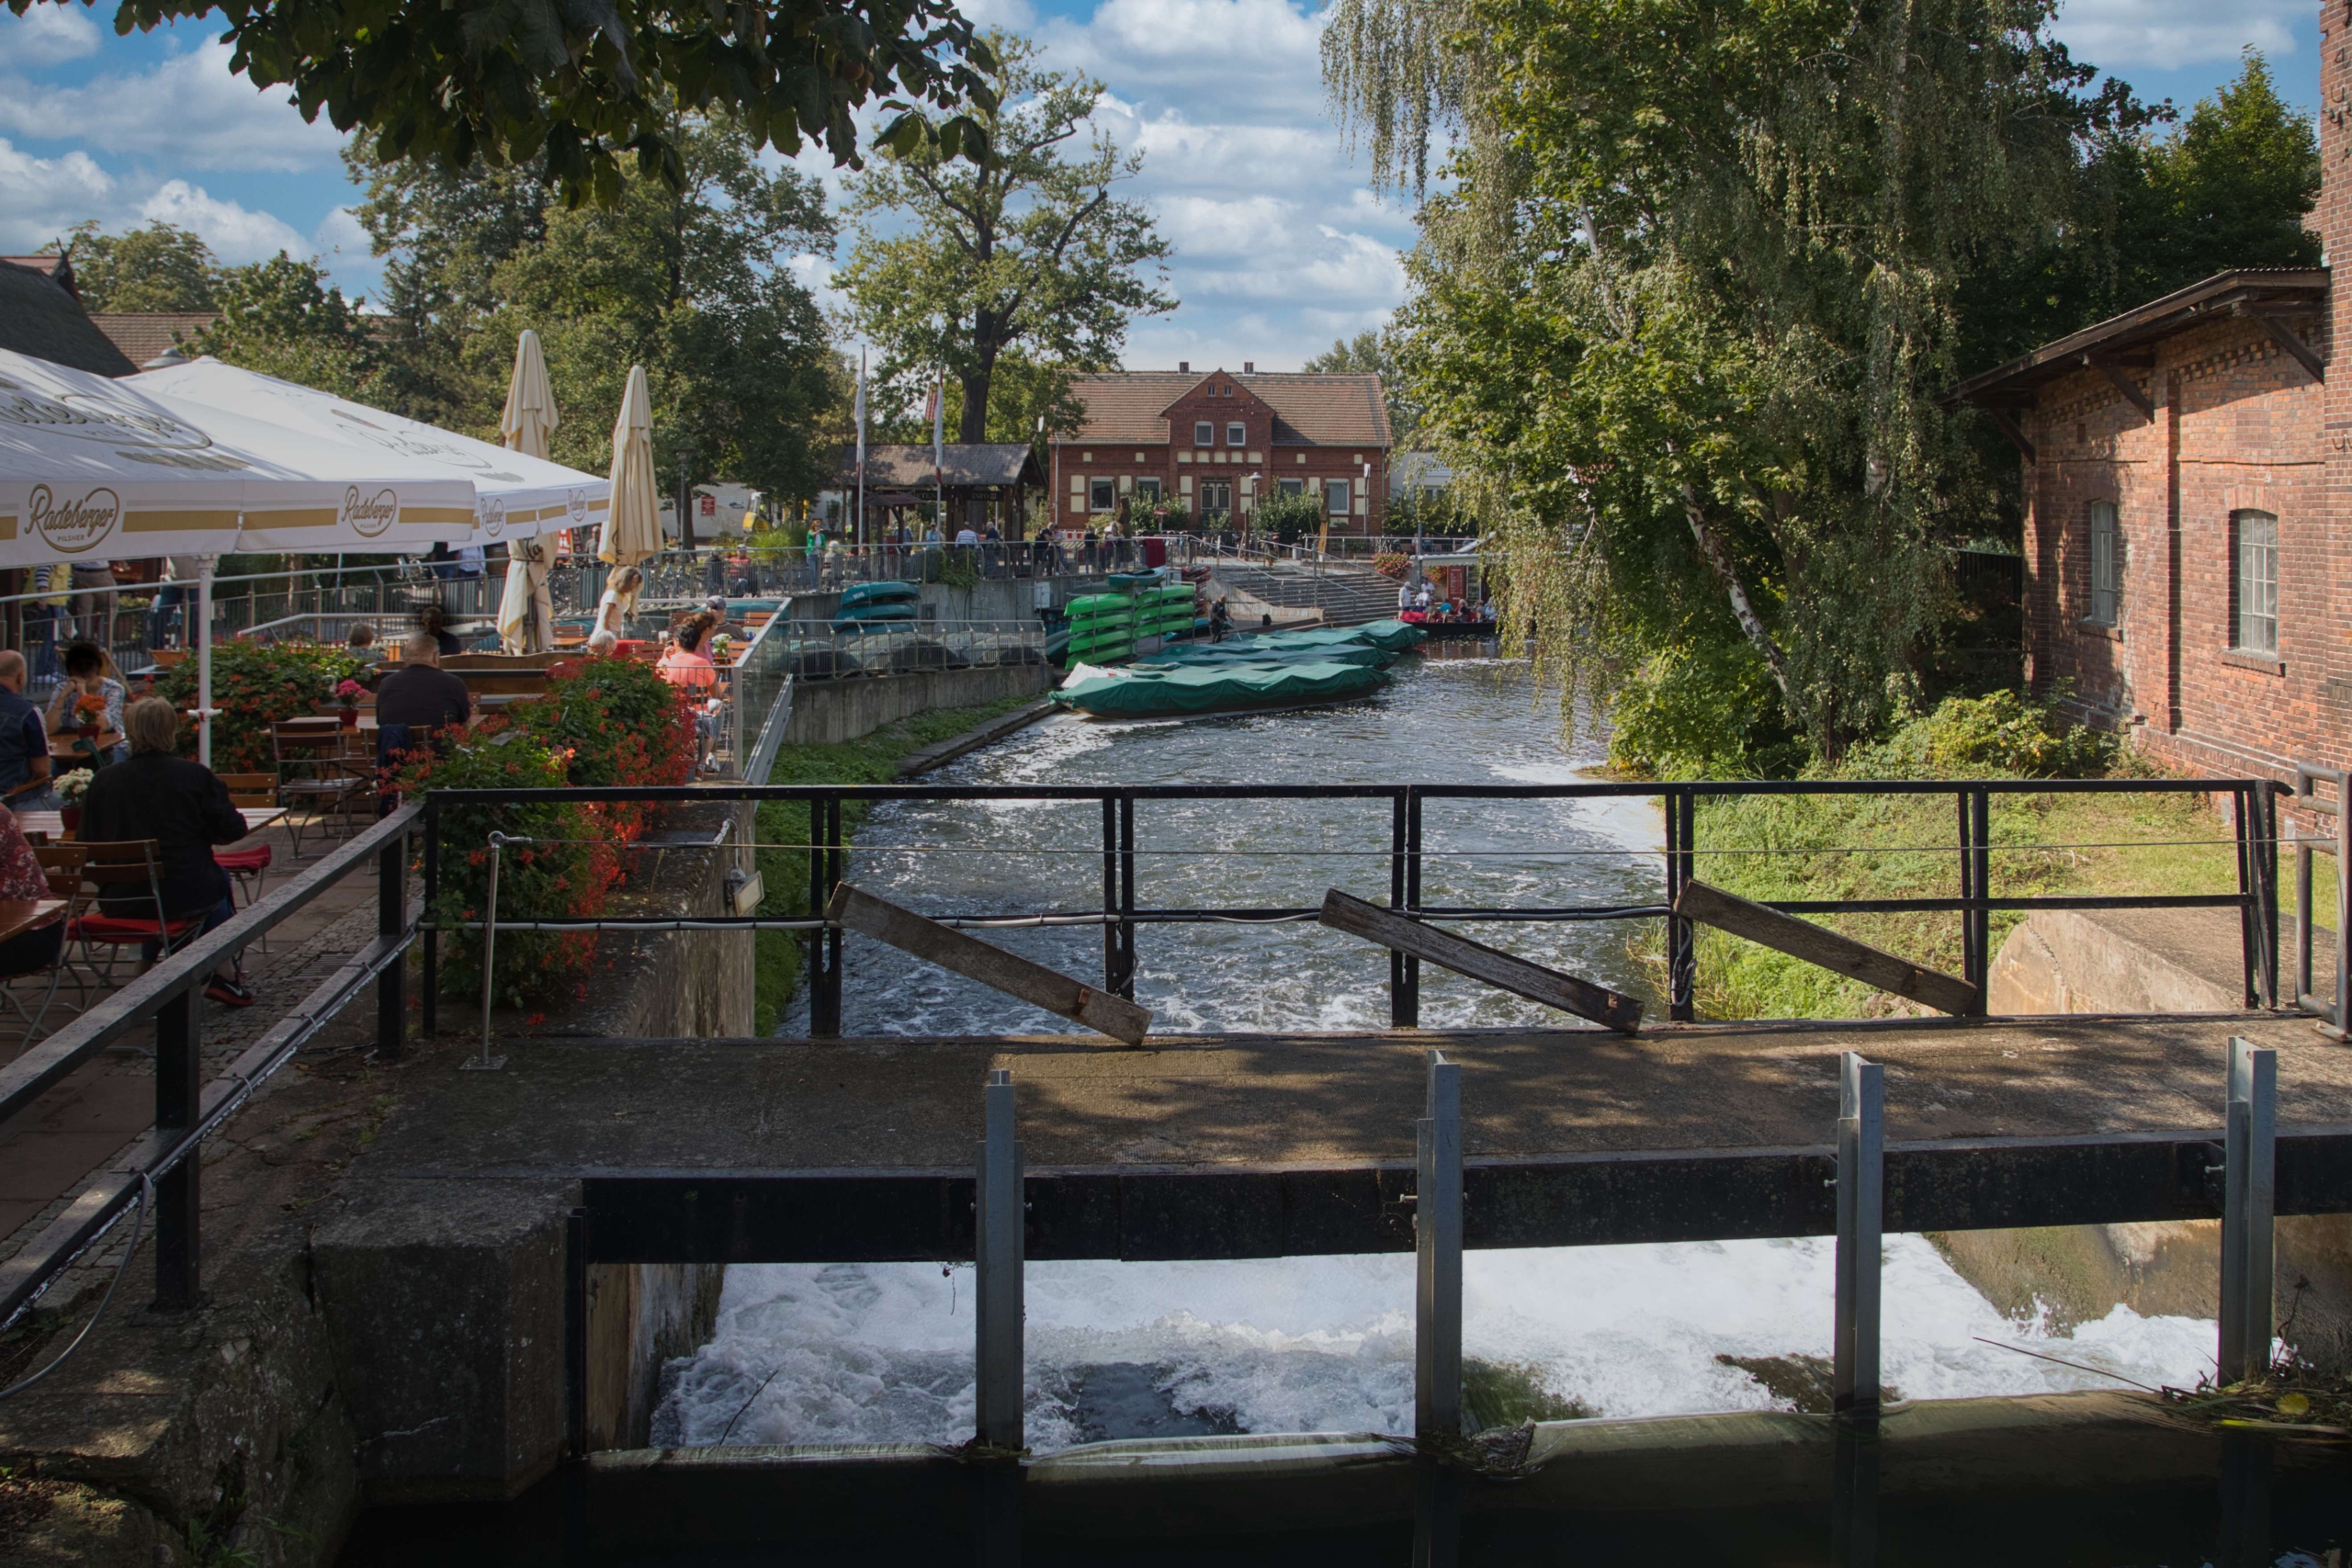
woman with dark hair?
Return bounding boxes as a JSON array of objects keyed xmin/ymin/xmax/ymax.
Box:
[
  {"xmin": 43, "ymin": 641, "xmax": 127, "ymax": 763},
  {"xmin": 658, "ymin": 611, "xmax": 720, "ymax": 693}
]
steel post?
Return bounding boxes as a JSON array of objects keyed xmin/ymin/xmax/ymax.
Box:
[
  {"xmin": 1833, "ymin": 1052, "xmax": 1883, "ymax": 1422},
  {"xmin": 421, "ymin": 795, "xmax": 440, "ymax": 1036},
  {"xmin": 1668, "ymin": 788, "xmax": 1696, "ymax": 1021},
  {"xmin": 1101, "ymin": 796, "xmax": 1119, "ymax": 994},
  {"xmin": 1389, "ymin": 792, "xmax": 1410, "ymax": 1027},
  {"xmin": 2219, "ymin": 1038, "xmax": 2277, "ymax": 1382},
  {"xmin": 1117, "ymin": 793, "xmax": 1136, "ymax": 1001},
  {"xmin": 1402, "ymin": 789, "xmax": 1423, "ymax": 1027},
  {"xmin": 376, "ymin": 822, "xmax": 407, "ymax": 1058},
  {"xmin": 465, "ymin": 837, "xmax": 508, "ymax": 1071},
  {"xmin": 975, "ymin": 1069, "xmax": 1024, "ymax": 1450},
  {"xmin": 1415, "ymin": 1050, "xmax": 1462, "ymax": 1440},
  {"xmin": 151, "ymin": 988, "xmax": 202, "ymax": 1311}
]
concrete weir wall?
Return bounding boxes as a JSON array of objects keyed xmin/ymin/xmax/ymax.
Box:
[
  {"xmin": 1946, "ymin": 907, "xmax": 2352, "ymax": 1369},
  {"xmin": 783, "ymin": 663, "xmax": 1051, "ymax": 748}
]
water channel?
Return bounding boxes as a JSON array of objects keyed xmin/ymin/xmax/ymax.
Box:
[{"xmin": 660, "ymin": 655, "xmax": 2223, "ymax": 1452}]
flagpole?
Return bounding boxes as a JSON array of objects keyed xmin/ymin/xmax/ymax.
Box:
[
  {"xmin": 854, "ymin": 347, "xmax": 867, "ymax": 558},
  {"xmin": 933, "ymin": 367, "xmax": 946, "ymax": 536}
]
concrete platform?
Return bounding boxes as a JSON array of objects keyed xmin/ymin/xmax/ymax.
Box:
[{"xmin": 360, "ymin": 1012, "xmax": 2341, "ymax": 1178}]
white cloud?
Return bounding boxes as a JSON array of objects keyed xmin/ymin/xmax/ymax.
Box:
[
  {"xmin": 0, "ymin": 39, "xmax": 344, "ymax": 172},
  {"xmin": 2052, "ymin": 0, "xmax": 2301, "ymax": 73},
  {"xmin": 140, "ymin": 179, "xmax": 311, "ymax": 263},
  {"xmin": 0, "ymin": 6, "xmax": 102, "ymax": 66},
  {"xmin": 0, "ymin": 136, "xmax": 115, "ymax": 251}
]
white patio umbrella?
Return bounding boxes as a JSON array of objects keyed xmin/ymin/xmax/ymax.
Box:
[
  {"xmin": 598, "ymin": 366, "xmax": 662, "ymax": 568},
  {"xmin": 495, "ymin": 334, "xmax": 560, "ymax": 654},
  {"xmin": 3, "ymin": 347, "xmax": 480, "ymax": 763}
]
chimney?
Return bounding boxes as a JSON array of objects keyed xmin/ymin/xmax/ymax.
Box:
[
  {"xmin": 1178, "ymin": 361, "xmax": 1189, "ymax": 373},
  {"xmin": 1243, "ymin": 362, "xmax": 1254, "ymax": 374}
]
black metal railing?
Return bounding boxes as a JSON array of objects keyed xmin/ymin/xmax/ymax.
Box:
[
  {"xmin": 420, "ymin": 777, "xmax": 2284, "ymax": 1037},
  {"xmin": 0, "ymin": 806, "xmax": 422, "ymax": 1328}
]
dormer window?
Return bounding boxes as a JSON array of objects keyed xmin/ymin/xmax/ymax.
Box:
[
  {"xmin": 1193, "ymin": 422, "xmax": 1213, "ymax": 446},
  {"xmin": 1227, "ymin": 423, "xmax": 1246, "ymax": 446}
]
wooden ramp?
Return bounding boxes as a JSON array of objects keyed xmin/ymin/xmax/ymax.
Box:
[{"xmin": 1674, "ymin": 880, "xmax": 1980, "ymax": 1017}]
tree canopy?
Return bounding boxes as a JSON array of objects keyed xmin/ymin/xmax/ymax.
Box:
[
  {"xmin": 352, "ymin": 115, "xmax": 843, "ymax": 501},
  {"xmin": 1304, "ymin": 330, "xmax": 1419, "ymax": 446},
  {"xmin": 51, "ymin": 220, "xmax": 217, "ymax": 312},
  {"xmin": 834, "ymin": 30, "xmax": 1173, "ymax": 449},
  {"xmin": 1330, "ymin": 3, "xmax": 2323, "ymax": 775},
  {"xmin": 13, "ymin": 0, "xmax": 999, "ymax": 204}
]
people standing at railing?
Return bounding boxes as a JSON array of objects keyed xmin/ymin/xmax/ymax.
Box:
[
  {"xmin": 146, "ymin": 555, "xmax": 200, "ymax": 650},
  {"xmin": 68, "ymin": 559, "xmax": 118, "ymax": 644},
  {"xmin": 43, "ymin": 642, "xmax": 127, "ymax": 764},
  {"xmin": 79, "ymin": 697, "xmax": 254, "ymax": 1006},
  {"xmin": 28, "ymin": 566, "xmax": 67, "ymax": 682},
  {"xmin": 0, "ymin": 654, "xmax": 55, "ymax": 810}
]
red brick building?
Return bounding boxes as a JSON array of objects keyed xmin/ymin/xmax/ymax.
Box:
[
  {"xmin": 1953, "ymin": 0, "xmax": 2352, "ymax": 788},
  {"xmin": 1048, "ymin": 366, "xmax": 1392, "ymax": 537}
]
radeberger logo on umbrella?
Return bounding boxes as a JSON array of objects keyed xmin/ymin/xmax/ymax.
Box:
[
  {"xmin": 27, "ymin": 484, "xmax": 121, "ymax": 553},
  {"xmin": 567, "ymin": 489, "xmax": 590, "ymax": 524},
  {"xmin": 340, "ymin": 486, "xmax": 400, "ymax": 537},
  {"xmin": 479, "ymin": 498, "xmax": 506, "ymax": 538}
]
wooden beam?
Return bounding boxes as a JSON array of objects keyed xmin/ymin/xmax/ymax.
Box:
[
  {"xmin": 2250, "ymin": 310, "xmax": 2324, "ymax": 382},
  {"xmin": 1975, "ymin": 404, "xmax": 2036, "ymax": 462},
  {"xmin": 1317, "ymin": 889, "xmax": 1644, "ymax": 1034},
  {"xmin": 1672, "ymin": 881, "xmax": 1980, "ymax": 1017},
  {"xmin": 2085, "ymin": 353, "xmax": 2154, "ymax": 421},
  {"xmin": 825, "ymin": 884, "xmax": 1152, "ymax": 1045}
]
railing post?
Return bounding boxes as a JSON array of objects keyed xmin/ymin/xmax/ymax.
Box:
[
  {"xmin": 1833, "ymin": 1052, "xmax": 1883, "ymax": 1424},
  {"xmin": 1402, "ymin": 788, "xmax": 1423, "ymax": 1027},
  {"xmin": 1667, "ymin": 787, "xmax": 1695, "ymax": 1021},
  {"xmin": 1116, "ymin": 793, "xmax": 1136, "ymax": 1001},
  {"xmin": 465, "ymin": 835, "xmax": 510, "ymax": 1071},
  {"xmin": 1389, "ymin": 790, "xmax": 1411, "ymax": 1028},
  {"xmin": 1415, "ymin": 1049, "xmax": 1462, "ymax": 1441},
  {"xmin": 975, "ymin": 1069, "xmax": 1024, "ymax": 1450},
  {"xmin": 2257, "ymin": 782, "xmax": 2281, "ymax": 1009},
  {"xmin": 1100, "ymin": 795, "xmax": 1120, "ymax": 996},
  {"xmin": 2233, "ymin": 786, "xmax": 2260, "ymax": 1010},
  {"xmin": 421, "ymin": 795, "xmax": 440, "ymax": 1037},
  {"xmin": 2218, "ymin": 1037, "xmax": 2277, "ymax": 1382},
  {"xmin": 376, "ymin": 819, "xmax": 407, "ymax": 1059},
  {"xmin": 565, "ymin": 1207, "xmax": 590, "ymax": 1459},
  {"xmin": 151, "ymin": 987, "xmax": 202, "ymax": 1312},
  {"xmin": 1959, "ymin": 788, "xmax": 1990, "ymax": 1014}
]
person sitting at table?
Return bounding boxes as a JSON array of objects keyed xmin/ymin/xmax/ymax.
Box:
[
  {"xmin": 43, "ymin": 641, "xmax": 127, "ymax": 762},
  {"xmin": 418, "ymin": 604, "xmax": 462, "ymax": 657},
  {"xmin": 0, "ymin": 800, "xmax": 63, "ymax": 985},
  {"xmin": 587, "ymin": 629, "xmax": 619, "ymax": 657},
  {"xmin": 79, "ymin": 697, "xmax": 254, "ymax": 1007},
  {"xmin": 346, "ymin": 624, "xmax": 387, "ymax": 667},
  {"xmin": 0, "ymin": 652, "xmax": 54, "ymax": 810},
  {"xmin": 376, "ymin": 634, "xmax": 471, "ymax": 735},
  {"xmin": 658, "ymin": 612, "xmax": 719, "ymax": 692}
]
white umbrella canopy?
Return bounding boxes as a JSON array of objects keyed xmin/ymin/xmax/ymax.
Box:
[
  {"xmin": 598, "ymin": 365, "xmax": 662, "ymax": 567},
  {"xmin": 496, "ymin": 534, "xmax": 556, "ymax": 655},
  {"xmin": 131, "ymin": 357, "xmax": 607, "ymax": 546},
  {"xmin": 500, "ymin": 331, "xmax": 559, "ymax": 462},
  {"xmin": 0, "ymin": 347, "xmax": 477, "ymax": 564}
]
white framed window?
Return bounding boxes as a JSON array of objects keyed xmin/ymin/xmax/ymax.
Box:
[
  {"xmin": 2233, "ymin": 509, "xmax": 2278, "ymax": 653},
  {"xmin": 1227, "ymin": 422, "xmax": 1246, "ymax": 446},
  {"xmin": 1136, "ymin": 478, "xmax": 1162, "ymax": 502},
  {"xmin": 1278, "ymin": 478, "xmax": 1304, "ymax": 498},
  {"xmin": 1089, "ymin": 478, "xmax": 1115, "ymax": 513},
  {"xmin": 1193, "ymin": 422, "xmax": 1213, "ymax": 446},
  {"xmin": 2087, "ymin": 501, "xmax": 2120, "ymax": 626},
  {"xmin": 1324, "ymin": 479, "xmax": 1350, "ymax": 515}
]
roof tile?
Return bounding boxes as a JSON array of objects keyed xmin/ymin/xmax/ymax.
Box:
[{"xmin": 1061, "ymin": 371, "xmax": 1391, "ymax": 447}]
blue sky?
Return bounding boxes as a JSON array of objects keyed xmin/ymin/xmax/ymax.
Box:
[{"xmin": 0, "ymin": 0, "xmax": 2323, "ymax": 372}]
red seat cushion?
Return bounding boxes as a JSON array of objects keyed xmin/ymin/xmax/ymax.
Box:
[
  {"xmin": 214, "ymin": 847, "xmax": 273, "ymax": 873},
  {"xmin": 70, "ymin": 914, "xmax": 206, "ymax": 944}
]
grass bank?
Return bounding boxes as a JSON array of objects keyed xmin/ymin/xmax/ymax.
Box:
[
  {"xmin": 752, "ymin": 693, "xmax": 1043, "ymax": 1034},
  {"xmin": 1637, "ymin": 694, "xmax": 2338, "ymax": 1020}
]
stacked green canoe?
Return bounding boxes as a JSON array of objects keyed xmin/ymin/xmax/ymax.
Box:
[
  {"xmin": 1063, "ymin": 592, "xmax": 1136, "ymax": 664},
  {"xmin": 831, "ymin": 581, "xmax": 920, "ymax": 635},
  {"xmin": 1136, "ymin": 583, "xmax": 1196, "ymax": 642}
]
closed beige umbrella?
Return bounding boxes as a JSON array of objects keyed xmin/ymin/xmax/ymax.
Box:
[
  {"xmin": 499, "ymin": 329, "xmax": 558, "ymax": 459},
  {"xmin": 497, "ymin": 331, "xmax": 560, "ymax": 652},
  {"xmin": 599, "ymin": 365, "xmax": 662, "ymax": 568}
]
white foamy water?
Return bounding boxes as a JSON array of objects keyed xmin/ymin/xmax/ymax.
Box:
[
  {"xmin": 702, "ymin": 658, "xmax": 2224, "ymax": 1453},
  {"xmin": 658, "ymin": 1242, "xmax": 2218, "ymax": 1452}
]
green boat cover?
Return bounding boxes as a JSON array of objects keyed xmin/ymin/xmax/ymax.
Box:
[
  {"xmin": 1106, "ymin": 570, "xmax": 1166, "ymax": 590},
  {"xmin": 1057, "ymin": 659, "xmax": 1389, "ymax": 716},
  {"xmin": 1140, "ymin": 621, "xmax": 1423, "ymax": 666},
  {"xmin": 1145, "ymin": 640, "xmax": 1392, "ymax": 670},
  {"xmin": 832, "ymin": 600, "xmax": 917, "ymax": 621},
  {"xmin": 839, "ymin": 581, "xmax": 919, "ymax": 607}
]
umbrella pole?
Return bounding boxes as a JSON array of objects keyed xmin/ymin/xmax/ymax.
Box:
[{"xmin": 197, "ymin": 554, "xmax": 216, "ymax": 770}]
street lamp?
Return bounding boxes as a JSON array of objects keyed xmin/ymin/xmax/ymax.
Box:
[{"xmin": 677, "ymin": 442, "xmax": 697, "ymax": 553}]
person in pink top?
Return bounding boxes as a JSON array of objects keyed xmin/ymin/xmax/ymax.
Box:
[{"xmin": 658, "ymin": 612, "xmax": 720, "ymax": 692}]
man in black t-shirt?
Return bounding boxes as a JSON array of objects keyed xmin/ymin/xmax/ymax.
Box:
[{"xmin": 376, "ymin": 634, "xmax": 472, "ymax": 733}]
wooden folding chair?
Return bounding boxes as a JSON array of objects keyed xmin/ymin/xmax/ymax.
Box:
[
  {"xmin": 273, "ymin": 722, "xmax": 365, "ymax": 857},
  {"xmin": 214, "ymin": 772, "xmax": 277, "ymax": 947},
  {"xmin": 67, "ymin": 839, "xmax": 205, "ymax": 991}
]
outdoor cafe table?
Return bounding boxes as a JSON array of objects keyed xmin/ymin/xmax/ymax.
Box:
[
  {"xmin": 13, "ymin": 807, "xmax": 288, "ymax": 841},
  {"xmin": 47, "ymin": 731, "xmax": 123, "ymax": 761},
  {"xmin": 0, "ymin": 898, "xmax": 65, "ymax": 945}
]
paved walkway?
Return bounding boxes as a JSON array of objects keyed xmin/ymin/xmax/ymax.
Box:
[{"xmin": 0, "ymin": 817, "xmax": 389, "ymax": 1269}]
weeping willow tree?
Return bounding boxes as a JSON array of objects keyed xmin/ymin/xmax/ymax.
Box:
[{"xmin": 1328, "ymin": 0, "xmax": 2123, "ymax": 772}]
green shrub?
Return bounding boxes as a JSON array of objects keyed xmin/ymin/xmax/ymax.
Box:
[
  {"xmin": 150, "ymin": 640, "xmax": 359, "ymax": 773},
  {"xmin": 1843, "ymin": 688, "xmax": 2115, "ymax": 781},
  {"xmin": 1605, "ymin": 637, "xmax": 1806, "ymax": 780},
  {"xmin": 1251, "ymin": 489, "xmax": 1326, "ymax": 545}
]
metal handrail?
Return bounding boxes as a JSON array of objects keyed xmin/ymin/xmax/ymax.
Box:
[
  {"xmin": 0, "ymin": 804, "xmax": 423, "ymax": 1326},
  {"xmin": 417, "ymin": 775, "xmax": 2286, "ymax": 1039}
]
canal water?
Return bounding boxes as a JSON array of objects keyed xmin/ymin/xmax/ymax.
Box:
[{"xmin": 661, "ymin": 657, "xmax": 2224, "ymax": 1452}]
